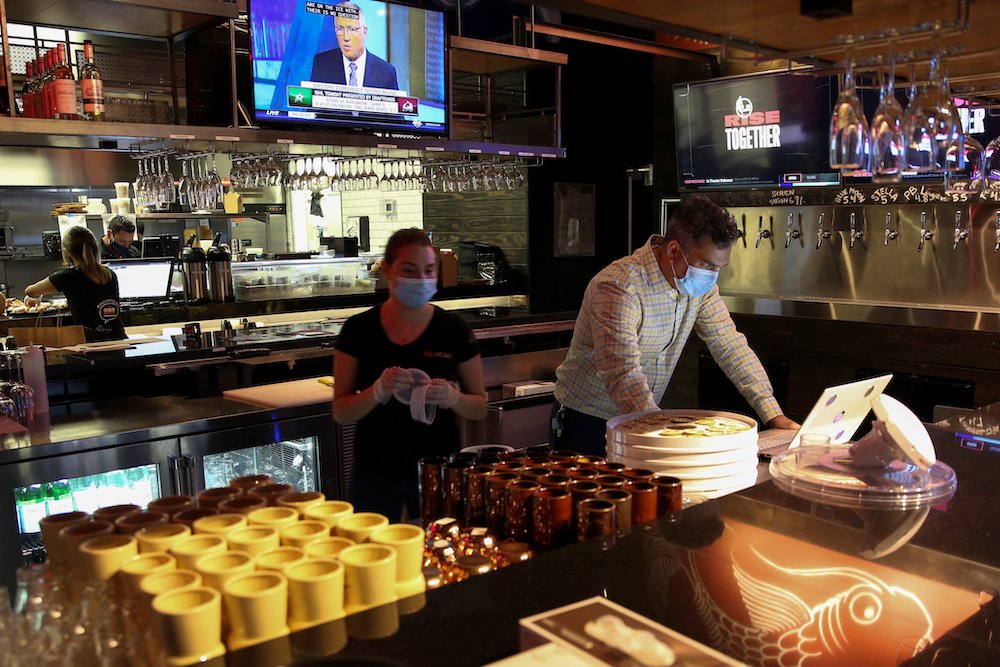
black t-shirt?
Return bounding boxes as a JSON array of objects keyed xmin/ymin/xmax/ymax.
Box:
[
  {"xmin": 49, "ymin": 268, "xmax": 126, "ymax": 342},
  {"xmin": 336, "ymin": 305, "xmax": 480, "ymax": 479}
]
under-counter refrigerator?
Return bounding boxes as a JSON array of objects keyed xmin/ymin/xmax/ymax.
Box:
[
  {"xmin": 0, "ymin": 410, "xmax": 341, "ymax": 591},
  {"xmin": 0, "ymin": 438, "xmax": 178, "ymax": 586}
]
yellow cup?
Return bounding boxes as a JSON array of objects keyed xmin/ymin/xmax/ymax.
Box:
[
  {"xmin": 78, "ymin": 533, "xmax": 139, "ymax": 582},
  {"xmin": 195, "ymin": 551, "xmax": 256, "ymax": 595},
  {"xmin": 280, "ymin": 521, "xmax": 329, "ymax": 549},
  {"xmin": 61, "ymin": 521, "xmax": 115, "ymax": 577},
  {"xmin": 284, "ymin": 558, "xmax": 345, "ymax": 631},
  {"xmin": 41, "ymin": 511, "xmax": 90, "ymax": 567},
  {"xmin": 304, "ymin": 500, "xmax": 354, "ymax": 530},
  {"xmin": 246, "ymin": 506, "xmax": 298, "ymax": 531},
  {"xmin": 276, "ymin": 491, "xmax": 326, "ymax": 518},
  {"xmin": 120, "ymin": 552, "xmax": 177, "ymax": 595},
  {"xmin": 335, "ymin": 512, "xmax": 389, "ymax": 544},
  {"xmin": 222, "ymin": 571, "xmax": 290, "ymax": 650},
  {"xmin": 152, "ymin": 586, "xmax": 226, "ymax": 666},
  {"xmin": 304, "ymin": 537, "xmax": 356, "ymax": 560},
  {"xmin": 193, "ymin": 513, "xmax": 248, "ymax": 538},
  {"xmin": 226, "ymin": 526, "xmax": 280, "ymax": 558},
  {"xmin": 196, "ymin": 487, "xmax": 241, "ymax": 510},
  {"xmin": 136, "ymin": 523, "xmax": 192, "ymax": 554},
  {"xmin": 171, "ymin": 534, "xmax": 227, "ymax": 571},
  {"xmin": 254, "ymin": 546, "xmax": 306, "ymax": 573},
  {"xmin": 370, "ymin": 523, "xmax": 427, "ymax": 599},
  {"xmin": 140, "ymin": 569, "xmax": 203, "ymax": 607},
  {"xmin": 338, "ymin": 544, "xmax": 398, "ymax": 615}
]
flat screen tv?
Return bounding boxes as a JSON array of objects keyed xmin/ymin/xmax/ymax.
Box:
[
  {"xmin": 249, "ymin": 0, "xmax": 447, "ymax": 136},
  {"xmin": 674, "ymin": 72, "xmax": 840, "ymax": 190}
]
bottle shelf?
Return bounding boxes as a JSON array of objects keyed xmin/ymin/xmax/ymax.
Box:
[{"xmin": 3, "ymin": 0, "xmax": 238, "ymax": 40}]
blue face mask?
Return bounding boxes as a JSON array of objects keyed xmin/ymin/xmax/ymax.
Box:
[
  {"xmin": 393, "ymin": 277, "xmax": 438, "ymax": 308},
  {"xmin": 670, "ymin": 247, "xmax": 719, "ymax": 298}
]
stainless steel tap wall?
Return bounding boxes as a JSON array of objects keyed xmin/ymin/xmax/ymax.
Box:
[{"xmin": 717, "ymin": 204, "xmax": 1000, "ymax": 330}]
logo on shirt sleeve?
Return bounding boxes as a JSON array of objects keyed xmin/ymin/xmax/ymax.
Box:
[{"xmin": 97, "ymin": 298, "xmax": 120, "ymax": 323}]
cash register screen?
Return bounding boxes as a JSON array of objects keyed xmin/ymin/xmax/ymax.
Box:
[{"xmin": 106, "ymin": 259, "xmax": 173, "ymax": 300}]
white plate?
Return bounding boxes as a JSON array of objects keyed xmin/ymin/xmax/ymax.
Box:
[
  {"xmin": 607, "ymin": 442, "xmax": 756, "ymax": 467},
  {"xmin": 669, "ymin": 470, "xmax": 760, "ymax": 492},
  {"xmin": 614, "ymin": 455, "xmax": 758, "ymax": 480},
  {"xmin": 606, "ymin": 408, "xmax": 758, "ymax": 453}
]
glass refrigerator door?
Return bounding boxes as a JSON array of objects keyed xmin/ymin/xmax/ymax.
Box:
[
  {"xmin": 0, "ymin": 437, "xmax": 178, "ymax": 591},
  {"xmin": 180, "ymin": 414, "xmax": 338, "ymax": 499},
  {"xmin": 14, "ymin": 464, "xmax": 161, "ymax": 561}
]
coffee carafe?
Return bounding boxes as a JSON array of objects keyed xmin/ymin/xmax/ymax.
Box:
[
  {"xmin": 207, "ymin": 242, "xmax": 234, "ymax": 302},
  {"xmin": 181, "ymin": 234, "xmax": 208, "ymax": 303}
]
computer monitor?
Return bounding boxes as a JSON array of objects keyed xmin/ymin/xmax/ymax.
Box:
[{"xmin": 106, "ymin": 258, "xmax": 174, "ymax": 301}]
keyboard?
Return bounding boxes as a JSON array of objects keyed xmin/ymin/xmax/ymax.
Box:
[{"xmin": 756, "ymin": 428, "xmax": 798, "ymax": 458}]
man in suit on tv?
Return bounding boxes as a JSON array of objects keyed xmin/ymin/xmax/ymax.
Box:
[{"xmin": 311, "ymin": 1, "xmax": 399, "ymax": 90}]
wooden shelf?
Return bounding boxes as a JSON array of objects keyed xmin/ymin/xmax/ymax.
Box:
[{"xmin": 3, "ymin": 0, "xmax": 237, "ymax": 39}]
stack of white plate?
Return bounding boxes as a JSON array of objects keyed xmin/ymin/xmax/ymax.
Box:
[{"xmin": 606, "ymin": 409, "xmax": 759, "ymax": 499}]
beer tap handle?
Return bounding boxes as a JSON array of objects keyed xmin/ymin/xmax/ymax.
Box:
[
  {"xmin": 741, "ymin": 214, "xmax": 747, "ymax": 248},
  {"xmin": 952, "ymin": 209, "xmax": 968, "ymax": 251},
  {"xmin": 884, "ymin": 211, "xmax": 898, "ymax": 246},
  {"xmin": 756, "ymin": 216, "xmax": 771, "ymax": 248},
  {"xmin": 816, "ymin": 211, "xmax": 828, "ymax": 249},
  {"xmin": 917, "ymin": 210, "xmax": 933, "ymax": 252}
]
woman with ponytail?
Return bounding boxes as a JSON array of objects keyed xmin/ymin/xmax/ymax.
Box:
[{"xmin": 24, "ymin": 225, "xmax": 126, "ymax": 341}]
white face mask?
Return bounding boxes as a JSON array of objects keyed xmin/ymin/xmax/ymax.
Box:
[{"xmin": 669, "ymin": 247, "xmax": 718, "ymax": 298}]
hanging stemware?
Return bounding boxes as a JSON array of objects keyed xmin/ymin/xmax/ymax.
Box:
[
  {"xmin": 870, "ymin": 53, "xmax": 904, "ymax": 183},
  {"xmin": 904, "ymin": 52, "xmax": 962, "ymax": 173},
  {"xmin": 830, "ymin": 50, "xmax": 871, "ymax": 172}
]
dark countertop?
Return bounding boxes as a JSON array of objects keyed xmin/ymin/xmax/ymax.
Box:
[
  {"xmin": 226, "ymin": 404, "xmax": 1000, "ymax": 667},
  {"xmin": 0, "ymin": 395, "xmax": 328, "ymax": 466}
]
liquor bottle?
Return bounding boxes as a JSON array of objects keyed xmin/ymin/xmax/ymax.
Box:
[
  {"xmin": 52, "ymin": 44, "xmax": 79, "ymax": 120},
  {"xmin": 42, "ymin": 50, "xmax": 56, "ymax": 120},
  {"xmin": 69, "ymin": 474, "xmax": 100, "ymax": 514},
  {"xmin": 16, "ymin": 485, "xmax": 46, "ymax": 533},
  {"xmin": 32, "ymin": 56, "xmax": 44, "ymax": 119},
  {"xmin": 21, "ymin": 60, "xmax": 34, "ymax": 118},
  {"xmin": 44, "ymin": 481, "xmax": 74, "ymax": 515},
  {"xmin": 79, "ymin": 40, "xmax": 104, "ymax": 121}
]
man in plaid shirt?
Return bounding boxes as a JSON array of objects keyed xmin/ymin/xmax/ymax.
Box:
[{"xmin": 552, "ymin": 195, "xmax": 798, "ymax": 455}]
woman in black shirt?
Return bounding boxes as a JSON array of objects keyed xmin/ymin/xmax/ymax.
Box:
[
  {"xmin": 333, "ymin": 228, "xmax": 488, "ymax": 521},
  {"xmin": 24, "ymin": 225, "xmax": 126, "ymax": 342}
]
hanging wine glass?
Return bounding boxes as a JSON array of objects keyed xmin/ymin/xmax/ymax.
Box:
[
  {"xmin": 944, "ymin": 136, "xmax": 984, "ymax": 194},
  {"xmin": 904, "ymin": 52, "xmax": 962, "ymax": 172},
  {"xmin": 830, "ymin": 50, "xmax": 870, "ymax": 172},
  {"xmin": 870, "ymin": 54, "xmax": 904, "ymax": 183}
]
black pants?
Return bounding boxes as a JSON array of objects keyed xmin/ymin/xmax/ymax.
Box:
[{"xmin": 549, "ymin": 402, "xmax": 608, "ymax": 457}]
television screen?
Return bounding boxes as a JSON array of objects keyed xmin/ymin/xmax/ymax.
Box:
[
  {"xmin": 674, "ymin": 72, "xmax": 840, "ymax": 190},
  {"xmin": 249, "ymin": 0, "xmax": 447, "ymax": 136}
]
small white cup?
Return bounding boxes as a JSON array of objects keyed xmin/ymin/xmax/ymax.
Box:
[{"xmin": 114, "ymin": 182, "xmax": 131, "ymax": 199}]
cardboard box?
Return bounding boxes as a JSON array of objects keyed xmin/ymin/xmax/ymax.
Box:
[
  {"xmin": 501, "ymin": 381, "xmax": 556, "ymax": 399},
  {"xmin": 438, "ymin": 250, "xmax": 458, "ymax": 288},
  {"xmin": 520, "ymin": 596, "xmax": 745, "ymax": 666}
]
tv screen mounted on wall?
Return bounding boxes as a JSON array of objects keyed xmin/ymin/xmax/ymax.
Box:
[{"xmin": 249, "ymin": 0, "xmax": 448, "ymax": 136}]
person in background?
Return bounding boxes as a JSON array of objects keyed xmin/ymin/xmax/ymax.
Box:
[
  {"xmin": 311, "ymin": 1, "xmax": 399, "ymax": 90},
  {"xmin": 333, "ymin": 228, "xmax": 487, "ymax": 521},
  {"xmin": 24, "ymin": 226, "xmax": 126, "ymax": 342},
  {"xmin": 551, "ymin": 194, "xmax": 799, "ymax": 456},
  {"xmin": 100, "ymin": 215, "xmax": 140, "ymax": 259}
]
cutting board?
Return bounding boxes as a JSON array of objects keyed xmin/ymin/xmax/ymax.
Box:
[{"xmin": 224, "ymin": 376, "xmax": 334, "ymax": 408}]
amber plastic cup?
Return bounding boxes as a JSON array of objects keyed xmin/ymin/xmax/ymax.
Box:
[
  {"xmin": 504, "ymin": 480, "xmax": 539, "ymax": 541},
  {"xmin": 218, "ymin": 494, "xmax": 267, "ymax": 516},
  {"xmin": 653, "ymin": 476, "xmax": 683, "ymax": 516},
  {"xmin": 625, "ymin": 481, "xmax": 658, "ymax": 525},
  {"xmin": 93, "ymin": 504, "xmax": 141, "ymax": 525},
  {"xmin": 442, "ymin": 461, "xmax": 471, "ymax": 521},
  {"xmin": 464, "ymin": 465, "xmax": 493, "ymax": 526},
  {"xmin": 532, "ymin": 488, "xmax": 572, "ymax": 550},
  {"xmin": 418, "ymin": 456, "xmax": 447, "ymax": 526},
  {"xmin": 621, "ymin": 467, "xmax": 656, "ymax": 483},
  {"xmin": 568, "ymin": 480, "xmax": 600, "ymax": 532},
  {"xmin": 595, "ymin": 488, "xmax": 633, "ymax": 536},
  {"xmin": 249, "ymin": 483, "xmax": 294, "ymax": 507},
  {"xmin": 197, "ymin": 487, "xmax": 241, "ymax": 510},
  {"xmin": 115, "ymin": 510, "xmax": 170, "ymax": 535},
  {"xmin": 148, "ymin": 495, "xmax": 196, "ymax": 517},
  {"xmin": 576, "ymin": 499, "xmax": 617, "ymax": 547},
  {"xmin": 486, "ymin": 472, "xmax": 520, "ymax": 537},
  {"xmin": 229, "ymin": 474, "xmax": 271, "ymax": 493}
]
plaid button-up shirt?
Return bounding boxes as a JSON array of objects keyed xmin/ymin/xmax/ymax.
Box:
[{"xmin": 554, "ymin": 237, "xmax": 782, "ymax": 423}]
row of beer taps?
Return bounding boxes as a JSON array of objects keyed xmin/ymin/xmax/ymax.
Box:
[{"xmin": 741, "ymin": 210, "xmax": 1000, "ymax": 253}]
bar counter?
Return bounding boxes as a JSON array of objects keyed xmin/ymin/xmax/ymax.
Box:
[{"xmin": 223, "ymin": 406, "xmax": 1000, "ymax": 667}]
